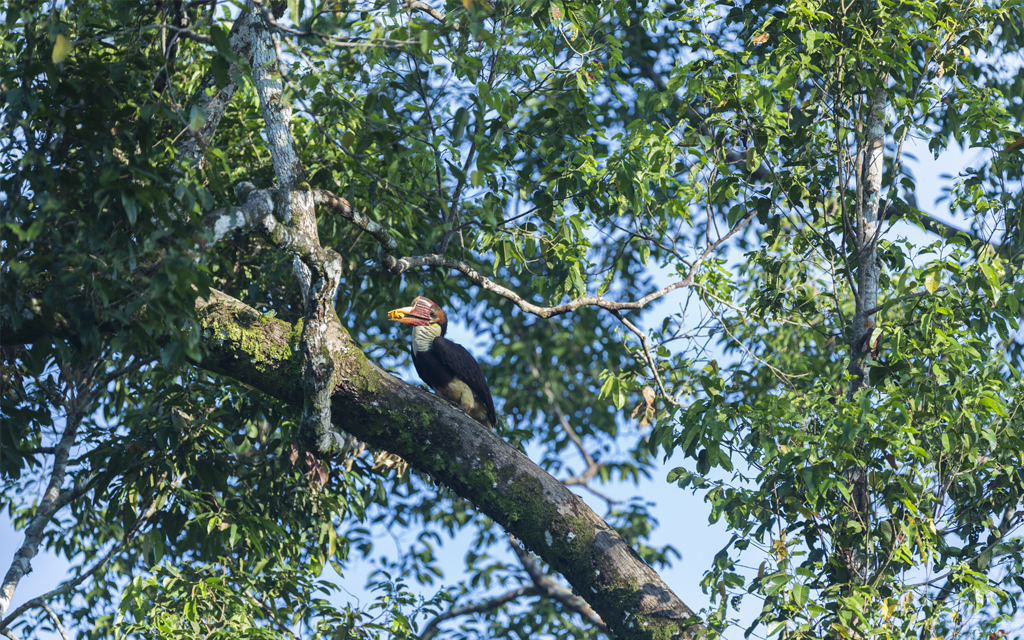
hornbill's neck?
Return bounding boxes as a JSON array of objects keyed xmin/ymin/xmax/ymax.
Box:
[{"xmin": 411, "ymin": 323, "xmax": 445, "ymax": 355}]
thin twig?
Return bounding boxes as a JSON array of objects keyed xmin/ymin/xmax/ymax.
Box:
[
  {"xmin": 610, "ymin": 310, "xmax": 677, "ymax": 407},
  {"xmin": 404, "ymin": 0, "xmax": 447, "ymax": 22},
  {"xmin": 420, "ymin": 586, "xmax": 541, "ymax": 640},
  {"xmin": 0, "ymin": 474, "xmax": 186, "ymax": 631},
  {"xmin": 244, "ymin": 592, "xmax": 299, "ymax": 638},
  {"xmin": 528, "ymin": 365, "xmax": 601, "ymax": 484},
  {"xmin": 508, "ymin": 536, "xmax": 611, "ymax": 635},
  {"xmin": 99, "ymin": 356, "xmax": 156, "ymax": 389},
  {"xmin": 579, "ymin": 483, "xmax": 620, "ymax": 513},
  {"xmin": 40, "ymin": 603, "xmax": 68, "ymax": 640}
]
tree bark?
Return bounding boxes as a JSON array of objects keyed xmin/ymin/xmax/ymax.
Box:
[
  {"xmin": 246, "ymin": 3, "xmax": 354, "ymax": 455},
  {"xmin": 839, "ymin": 81, "xmax": 888, "ymax": 585}
]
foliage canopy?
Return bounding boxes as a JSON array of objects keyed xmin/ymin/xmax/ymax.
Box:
[{"xmin": 2, "ymin": 0, "xmax": 1023, "ymax": 638}]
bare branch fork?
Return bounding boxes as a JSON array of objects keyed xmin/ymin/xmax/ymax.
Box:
[
  {"xmin": 421, "ymin": 536, "xmax": 612, "ymax": 640},
  {"xmin": 0, "ymin": 474, "xmax": 187, "ymax": 633},
  {"xmin": 0, "ymin": 352, "xmax": 152, "ymax": 630},
  {"xmin": 0, "ymin": 363, "xmax": 100, "ymax": 619}
]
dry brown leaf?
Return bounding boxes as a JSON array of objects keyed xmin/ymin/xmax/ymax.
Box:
[{"xmin": 1005, "ymin": 136, "xmax": 1024, "ymax": 154}]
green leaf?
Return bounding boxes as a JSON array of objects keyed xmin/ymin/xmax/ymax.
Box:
[
  {"xmin": 696, "ymin": 448, "xmax": 710, "ymax": 475},
  {"xmin": 188, "ymin": 105, "xmax": 207, "ymax": 134},
  {"xmin": 792, "ymin": 583, "xmax": 809, "ymax": 607},
  {"xmin": 550, "ymin": 0, "xmax": 564, "ymax": 23},
  {"xmin": 209, "ymin": 25, "xmax": 233, "ymax": 57},
  {"xmin": 52, "ymin": 34, "xmax": 72, "ymax": 63},
  {"xmin": 122, "ymin": 192, "xmax": 138, "ymax": 225},
  {"xmin": 452, "ymin": 108, "xmax": 469, "ymax": 141},
  {"xmin": 211, "ymin": 55, "xmax": 229, "ymax": 88},
  {"xmin": 745, "ymin": 147, "xmax": 761, "ymax": 174}
]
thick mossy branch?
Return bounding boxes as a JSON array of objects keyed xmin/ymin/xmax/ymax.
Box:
[
  {"xmin": 195, "ymin": 290, "xmax": 306, "ymax": 405},
  {"xmin": 1, "ymin": 287, "xmax": 703, "ymax": 640},
  {"xmin": 192, "ymin": 291, "xmax": 703, "ymax": 640}
]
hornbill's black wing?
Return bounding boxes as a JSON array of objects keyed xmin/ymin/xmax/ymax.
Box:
[{"xmin": 430, "ymin": 336, "xmax": 497, "ymax": 426}]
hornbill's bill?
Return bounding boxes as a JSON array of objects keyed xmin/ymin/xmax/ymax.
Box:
[{"xmin": 388, "ymin": 296, "xmax": 497, "ymax": 430}]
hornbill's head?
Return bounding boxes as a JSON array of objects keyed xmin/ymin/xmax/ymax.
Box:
[{"xmin": 387, "ymin": 296, "xmax": 448, "ymax": 336}]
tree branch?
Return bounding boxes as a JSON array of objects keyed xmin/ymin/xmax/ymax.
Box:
[
  {"xmin": 190, "ymin": 289, "xmax": 704, "ymax": 640},
  {"xmin": 0, "ymin": 396, "xmax": 87, "ymax": 618},
  {"xmin": 528, "ymin": 363, "xmax": 602, "ymax": 486},
  {"xmin": 177, "ymin": 12, "xmax": 255, "ymax": 165},
  {"xmin": 314, "ymin": 189, "xmax": 398, "ymax": 266},
  {"xmin": 420, "ymin": 536, "xmax": 612, "ymax": 640},
  {"xmin": 509, "ymin": 536, "xmax": 611, "ymax": 635},
  {"xmin": 0, "ymin": 474, "xmax": 186, "ymax": 632},
  {"xmin": 385, "ymin": 206, "xmax": 755, "ymax": 319},
  {"xmin": 10, "ymin": 447, "xmax": 55, "ymax": 456},
  {"xmin": 389, "ymin": 255, "xmax": 689, "ymax": 319},
  {"xmin": 420, "ymin": 585, "xmax": 541, "ymax": 640},
  {"xmin": 403, "ymin": 0, "xmax": 448, "ymax": 23},
  {"xmin": 610, "ymin": 310, "xmax": 676, "ymax": 409},
  {"xmin": 244, "ymin": 592, "xmax": 299, "ymax": 638},
  {"xmin": 248, "ymin": 7, "xmax": 354, "ymax": 456},
  {"xmin": 40, "ymin": 603, "xmax": 68, "ymax": 640},
  {"xmin": 250, "ymin": 0, "xmax": 418, "ymax": 49},
  {"xmin": 207, "ymin": 184, "xmax": 277, "ymax": 243},
  {"xmin": 2, "ymin": 284, "xmax": 704, "ymax": 639}
]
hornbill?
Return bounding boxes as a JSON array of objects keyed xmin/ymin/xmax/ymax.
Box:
[{"xmin": 388, "ymin": 296, "xmax": 497, "ymax": 429}]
